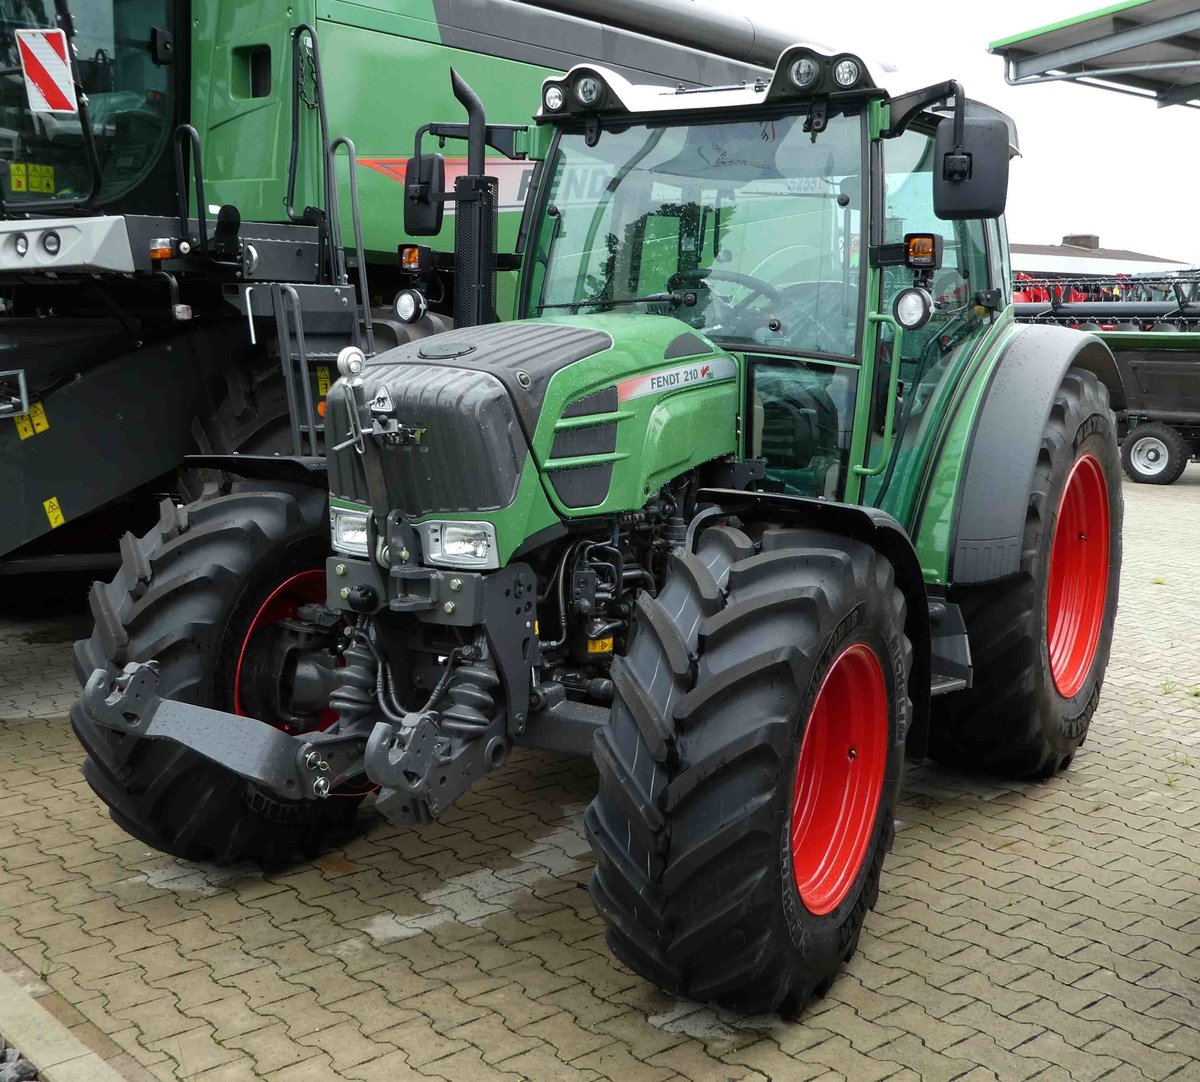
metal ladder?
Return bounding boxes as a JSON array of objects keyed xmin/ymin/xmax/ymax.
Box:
[{"xmin": 263, "ymin": 23, "xmax": 376, "ymax": 456}]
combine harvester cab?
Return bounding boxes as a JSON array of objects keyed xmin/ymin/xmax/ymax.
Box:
[{"xmin": 74, "ymin": 33, "xmax": 1125, "ymax": 1013}]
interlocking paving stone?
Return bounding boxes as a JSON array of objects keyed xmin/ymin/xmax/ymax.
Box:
[{"xmin": 0, "ymin": 469, "xmax": 1197, "ymax": 1080}]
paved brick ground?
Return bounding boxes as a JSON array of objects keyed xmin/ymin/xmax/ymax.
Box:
[{"xmin": 0, "ymin": 472, "xmax": 1197, "ymax": 1081}]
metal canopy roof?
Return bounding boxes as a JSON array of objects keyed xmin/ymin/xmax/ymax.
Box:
[{"xmin": 990, "ymin": 0, "xmax": 1200, "ymax": 108}]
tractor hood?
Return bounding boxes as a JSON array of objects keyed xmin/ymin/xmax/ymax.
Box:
[
  {"xmin": 326, "ymin": 319, "xmax": 613, "ymax": 518},
  {"xmin": 325, "ymin": 314, "xmax": 740, "ymax": 551}
]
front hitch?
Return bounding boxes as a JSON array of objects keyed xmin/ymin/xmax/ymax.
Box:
[
  {"xmin": 80, "ymin": 663, "xmax": 367, "ymax": 801},
  {"xmin": 364, "ymin": 701, "xmax": 510, "ymax": 827}
]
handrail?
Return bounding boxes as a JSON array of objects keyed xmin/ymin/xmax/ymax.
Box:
[
  {"xmin": 330, "ymin": 136, "xmax": 376, "ymax": 357},
  {"xmin": 853, "ymin": 312, "xmax": 904, "ymax": 478},
  {"xmin": 285, "ymin": 23, "xmax": 344, "ymax": 286},
  {"xmin": 172, "ymin": 124, "xmax": 209, "ymax": 254}
]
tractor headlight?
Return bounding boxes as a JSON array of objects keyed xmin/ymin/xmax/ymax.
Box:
[
  {"xmin": 12, "ymin": 233, "xmax": 28, "ymax": 258},
  {"xmin": 330, "ymin": 504, "xmax": 370, "ymax": 557},
  {"xmin": 544, "ymin": 84, "xmax": 565, "ymax": 112},
  {"xmin": 574, "ymin": 75, "xmax": 602, "ymax": 106},
  {"xmin": 833, "ymin": 57, "xmax": 862, "ymax": 87},
  {"xmin": 394, "ymin": 288, "xmax": 427, "ymax": 324},
  {"xmin": 789, "ymin": 57, "xmax": 820, "ymax": 90},
  {"xmin": 893, "ymin": 287, "xmax": 934, "ymax": 330},
  {"xmin": 416, "ymin": 520, "xmax": 498, "ymax": 570}
]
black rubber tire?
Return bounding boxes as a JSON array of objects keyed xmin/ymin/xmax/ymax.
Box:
[
  {"xmin": 70, "ymin": 482, "xmax": 366, "ymax": 867},
  {"xmin": 180, "ymin": 355, "xmax": 296, "ymax": 500},
  {"xmin": 931, "ymin": 367, "xmax": 1123, "ymax": 778},
  {"xmin": 1121, "ymin": 422, "xmax": 1188, "ymax": 485},
  {"xmin": 587, "ymin": 524, "xmax": 911, "ymax": 1015}
]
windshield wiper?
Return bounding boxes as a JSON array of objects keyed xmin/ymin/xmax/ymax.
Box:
[{"xmin": 537, "ymin": 289, "xmax": 697, "ymax": 312}]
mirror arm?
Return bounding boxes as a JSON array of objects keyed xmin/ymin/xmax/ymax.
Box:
[
  {"xmin": 883, "ymin": 79, "xmax": 964, "ymax": 144},
  {"xmin": 418, "ymin": 123, "xmax": 530, "ymax": 162}
]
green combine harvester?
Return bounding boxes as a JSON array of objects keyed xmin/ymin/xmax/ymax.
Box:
[
  {"xmin": 0, "ymin": 0, "xmax": 774, "ymax": 584},
  {"xmin": 74, "ymin": 39, "xmax": 1124, "ymax": 1013}
]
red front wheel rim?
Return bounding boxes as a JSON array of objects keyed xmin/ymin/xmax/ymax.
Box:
[
  {"xmin": 233, "ymin": 569, "xmax": 332, "ymax": 728},
  {"xmin": 1046, "ymin": 454, "xmax": 1110, "ymax": 699},
  {"xmin": 790, "ymin": 642, "xmax": 889, "ymax": 916}
]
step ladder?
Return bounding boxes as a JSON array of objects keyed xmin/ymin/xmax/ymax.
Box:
[{"xmin": 270, "ymin": 282, "xmax": 362, "ymax": 456}]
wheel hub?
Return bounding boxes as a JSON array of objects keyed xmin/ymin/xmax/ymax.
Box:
[
  {"xmin": 790, "ymin": 642, "xmax": 888, "ymax": 916},
  {"xmin": 1046, "ymin": 454, "xmax": 1110, "ymax": 698},
  {"xmin": 234, "ymin": 570, "xmax": 343, "ymax": 733},
  {"xmin": 1130, "ymin": 436, "xmax": 1168, "ymax": 476}
]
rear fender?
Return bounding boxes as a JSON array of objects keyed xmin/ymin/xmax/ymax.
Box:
[
  {"xmin": 696, "ymin": 488, "xmax": 931, "ymax": 760},
  {"xmin": 951, "ymin": 324, "xmax": 1120, "ymax": 585},
  {"xmin": 183, "ymin": 454, "xmax": 328, "ymax": 487}
]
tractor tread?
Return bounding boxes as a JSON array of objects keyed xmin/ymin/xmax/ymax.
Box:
[
  {"xmin": 589, "ymin": 524, "xmax": 910, "ymax": 1014},
  {"xmin": 70, "ymin": 483, "xmax": 361, "ymax": 867}
]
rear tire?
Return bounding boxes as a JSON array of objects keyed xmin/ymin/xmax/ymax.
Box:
[
  {"xmin": 70, "ymin": 482, "xmax": 366, "ymax": 866},
  {"xmin": 931, "ymin": 367, "xmax": 1123, "ymax": 777},
  {"xmin": 181, "ymin": 356, "xmax": 296, "ymax": 500},
  {"xmin": 1121, "ymin": 422, "xmax": 1187, "ymax": 485},
  {"xmin": 588, "ymin": 524, "xmax": 911, "ymax": 1014}
]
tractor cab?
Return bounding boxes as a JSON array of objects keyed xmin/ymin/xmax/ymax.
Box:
[{"xmin": 404, "ymin": 48, "xmax": 1018, "ymax": 535}]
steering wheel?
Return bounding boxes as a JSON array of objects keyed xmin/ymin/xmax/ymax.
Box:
[{"xmin": 674, "ymin": 267, "xmax": 785, "ymax": 316}]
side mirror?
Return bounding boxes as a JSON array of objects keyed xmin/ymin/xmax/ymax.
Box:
[
  {"xmin": 404, "ymin": 152, "xmax": 445, "ymax": 236},
  {"xmin": 933, "ymin": 116, "xmax": 1009, "ymax": 220}
]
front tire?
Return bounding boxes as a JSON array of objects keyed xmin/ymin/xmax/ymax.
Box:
[
  {"xmin": 70, "ymin": 482, "xmax": 366, "ymax": 866},
  {"xmin": 931, "ymin": 367, "xmax": 1123, "ymax": 777},
  {"xmin": 1121, "ymin": 422, "xmax": 1188, "ymax": 485},
  {"xmin": 588, "ymin": 524, "xmax": 911, "ymax": 1014}
]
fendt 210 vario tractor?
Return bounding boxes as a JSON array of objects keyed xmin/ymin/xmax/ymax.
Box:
[{"xmin": 74, "ymin": 47, "xmax": 1124, "ymax": 1013}]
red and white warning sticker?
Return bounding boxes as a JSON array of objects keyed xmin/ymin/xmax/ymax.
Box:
[
  {"xmin": 617, "ymin": 356, "xmax": 736, "ymax": 402},
  {"xmin": 15, "ymin": 29, "xmax": 78, "ymax": 115}
]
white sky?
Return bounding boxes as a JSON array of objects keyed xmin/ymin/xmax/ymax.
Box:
[{"xmin": 729, "ymin": 0, "xmax": 1199, "ymax": 262}]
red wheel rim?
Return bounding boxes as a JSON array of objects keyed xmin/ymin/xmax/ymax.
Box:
[
  {"xmin": 790, "ymin": 643, "xmax": 889, "ymax": 916},
  {"xmin": 233, "ymin": 569, "xmax": 332, "ymax": 728},
  {"xmin": 1047, "ymin": 454, "xmax": 1110, "ymax": 698}
]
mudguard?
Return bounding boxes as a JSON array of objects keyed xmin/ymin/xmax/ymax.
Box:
[
  {"xmin": 696, "ymin": 488, "xmax": 932, "ymax": 760},
  {"xmin": 183, "ymin": 454, "xmax": 328, "ymax": 486},
  {"xmin": 950, "ymin": 324, "xmax": 1122, "ymax": 585}
]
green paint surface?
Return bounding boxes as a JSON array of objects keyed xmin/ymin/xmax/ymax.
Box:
[{"xmin": 192, "ymin": 0, "xmax": 554, "ymax": 264}]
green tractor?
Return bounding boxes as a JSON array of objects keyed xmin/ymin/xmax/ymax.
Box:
[{"xmin": 74, "ymin": 46, "xmax": 1124, "ymax": 1013}]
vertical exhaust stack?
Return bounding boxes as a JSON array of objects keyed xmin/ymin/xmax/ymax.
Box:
[{"xmin": 450, "ymin": 70, "xmax": 498, "ymax": 328}]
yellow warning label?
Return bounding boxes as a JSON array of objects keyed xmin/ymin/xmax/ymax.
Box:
[
  {"xmin": 587, "ymin": 636, "xmax": 614, "ymax": 655},
  {"xmin": 43, "ymin": 496, "xmax": 65, "ymax": 528},
  {"xmin": 12, "ymin": 401, "xmax": 47, "ymax": 439},
  {"xmin": 8, "ymin": 163, "xmax": 54, "ymax": 194},
  {"xmin": 316, "ymin": 365, "xmax": 331, "ymax": 395},
  {"xmin": 30, "ymin": 163, "xmax": 54, "ymax": 193}
]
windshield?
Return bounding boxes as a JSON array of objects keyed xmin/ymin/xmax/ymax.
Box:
[
  {"xmin": 528, "ymin": 111, "xmax": 864, "ymax": 357},
  {"xmin": 0, "ymin": 0, "xmax": 171, "ymax": 207}
]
